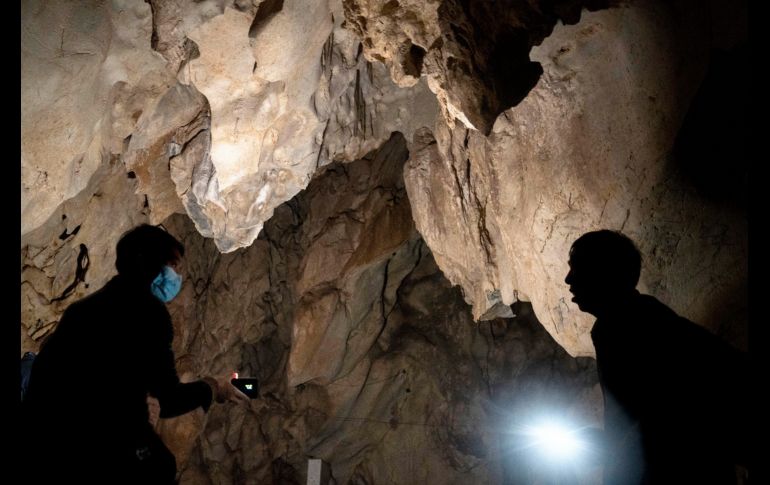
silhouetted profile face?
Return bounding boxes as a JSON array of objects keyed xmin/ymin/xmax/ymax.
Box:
[{"xmin": 565, "ymin": 230, "xmax": 641, "ymax": 317}]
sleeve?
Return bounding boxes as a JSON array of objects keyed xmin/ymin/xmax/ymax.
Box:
[{"xmin": 145, "ymin": 310, "xmax": 214, "ymax": 418}]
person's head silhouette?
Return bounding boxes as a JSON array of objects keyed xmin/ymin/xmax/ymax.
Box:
[
  {"xmin": 115, "ymin": 224, "xmax": 184, "ymax": 287},
  {"xmin": 565, "ymin": 230, "xmax": 641, "ymax": 317}
]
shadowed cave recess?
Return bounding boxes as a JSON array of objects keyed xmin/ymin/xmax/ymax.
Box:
[{"xmin": 21, "ymin": 0, "xmax": 748, "ymax": 483}]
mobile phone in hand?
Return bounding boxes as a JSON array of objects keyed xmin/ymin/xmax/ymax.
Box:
[{"xmin": 231, "ymin": 377, "xmax": 259, "ymax": 399}]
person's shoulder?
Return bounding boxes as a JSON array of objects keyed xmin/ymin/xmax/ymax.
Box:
[
  {"xmin": 641, "ymin": 294, "xmax": 738, "ymax": 349},
  {"xmin": 64, "ymin": 277, "xmax": 119, "ymax": 311},
  {"xmin": 59, "ymin": 290, "xmax": 98, "ymax": 321},
  {"xmin": 635, "ymin": 293, "xmax": 682, "ymax": 320}
]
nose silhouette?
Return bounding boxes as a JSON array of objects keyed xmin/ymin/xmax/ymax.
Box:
[{"xmin": 565, "ymin": 269, "xmax": 573, "ymax": 285}]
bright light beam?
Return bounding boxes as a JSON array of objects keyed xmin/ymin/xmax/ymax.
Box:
[{"xmin": 525, "ymin": 421, "xmax": 585, "ymax": 461}]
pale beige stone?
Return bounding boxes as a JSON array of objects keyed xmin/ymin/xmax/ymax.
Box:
[
  {"xmin": 163, "ymin": 139, "xmax": 599, "ymax": 484},
  {"xmin": 21, "ymin": 0, "xmax": 170, "ymax": 235},
  {"xmin": 22, "ymin": 0, "xmax": 437, "ymax": 253},
  {"xmin": 21, "ymin": 157, "xmax": 149, "ymax": 352},
  {"xmin": 405, "ymin": 4, "xmax": 746, "ymax": 356},
  {"xmin": 20, "ymin": 2, "xmax": 746, "ymax": 482},
  {"xmin": 173, "ymin": 0, "xmax": 437, "ymax": 252}
]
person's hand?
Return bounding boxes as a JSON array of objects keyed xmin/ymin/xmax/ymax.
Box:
[
  {"xmin": 147, "ymin": 394, "xmax": 161, "ymax": 428},
  {"xmin": 218, "ymin": 375, "xmax": 250, "ymax": 404},
  {"xmin": 203, "ymin": 375, "xmax": 250, "ymax": 405}
]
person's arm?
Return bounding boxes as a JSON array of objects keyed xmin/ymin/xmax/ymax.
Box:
[
  {"xmin": 150, "ymin": 351, "xmax": 214, "ymax": 418},
  {"xmin": 145, "ymin": 314, "xmax": 247, "ymax": 417},
  {"xmin": 145, "ymin": 317, "xmax": 214, "ymax": 418},
  {"xmin": 201, "ymin": 375, "xmax": 250, "ymax": 404}
]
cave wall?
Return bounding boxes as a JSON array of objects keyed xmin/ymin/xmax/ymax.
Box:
[
  {"xmin": 21, "ymin": 0, "xmax": 747, "ymax": 481},
  {"xmin": 22, "ymin": 0, "xmax": 748, "ymax": 359},
  {"xmin": 22, "ymin": 0, "xmax": 438, "ymax": 252},
  {"xmin": 21, "ymin": 156, "xmax": 150, "ymax": 352},
  {"xmin": 21, "ymin": 134, "xmax": 601, "ymax": 484},
  {"xmin": 158, "ymin": 136, "xmax": 601, "ymax": 484},
  {"xmin": 21, "ymin": 0, "xmax": 169, "ymax": 235},
  {"xmin": 402, "ymin": 1, "xmax": 748, "ymax": 356}
]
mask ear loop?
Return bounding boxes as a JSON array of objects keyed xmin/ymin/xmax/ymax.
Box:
[{"xmin": 150, "ymin": 269, "xmax": 167, "ymax": 301}]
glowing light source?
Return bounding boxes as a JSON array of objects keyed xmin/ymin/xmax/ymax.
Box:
[
  {"xmin": 522, "ymin": 419, "xmax": 587, "ymax": 462},
  {"xmin": 532, "ymin": 423, "xmax": 583, "ymax": 458},
  {"xmin": 504, "ymin": 412, "xmax": 600, "ymax": 482}
]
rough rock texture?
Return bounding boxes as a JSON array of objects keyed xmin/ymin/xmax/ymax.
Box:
[
  {"xmin": 20, "ymin": 1, "xmax": 749, "ymax": 355},
  {"xmin": 21, "ymin": 1, "xmax": 747, "ymax": 480},
  {"xmin": 22, "ymin": 0, "xmax": 437, "ymax": 251},
  {"xmin": 404, "ymin": 2, "xmax": 748, "ymax": 356},
  {"xmin": 21, "ymin": 0, "xmax": 172, "ymax": 235},
  {"xmin": 151, "ymin": 138, "xmax": 601, "ymax": 483},
  {"xmin": 169, "ymin": 0, "xmax": 437, "ymax": 251},
  {"xmin": 123, "ymin": 82, "xmax": 211, "ymax": 226},
  {"xmin": 21, "ymin": 157, "xmax": 150, "ymax": 354},
  {"xmin": 342, "ymin": 0, "xmax": 614, "ymax": 134},
  {"xmin": 20, "ymin": 135, "xmax": 598, "ymax": 482}
]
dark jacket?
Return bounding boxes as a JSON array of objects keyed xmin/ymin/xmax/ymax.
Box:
[
  {"xmin": 23, "ymin": 275, "xmax": 212, "ymax": 484},
  {"xmin": 592, "ymin": 292, "xmax": 749, "ymax": 484}
]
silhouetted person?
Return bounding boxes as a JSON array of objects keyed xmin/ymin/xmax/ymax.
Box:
[
  {"xmin": 566, "ymin": 230, "xmax": 749, "ymax": 485},
  {"xmin": 22, "ymin": 224, "xmax": 247, "ymax": 484}
]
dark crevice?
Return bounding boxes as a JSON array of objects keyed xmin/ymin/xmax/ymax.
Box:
[
  {"xmin": 435, "ymin": 0, "xmax": 615, "ymax": 134},
  {"xmin": 401, "ymin": 42, "xmax": 426, "ymax": 78},
  {"xmin": 380, "ymin": 0, "xmax": 400, "ymax": 16},
  {"xmin": 144, "ymin": 0, "xmax": 160, "ymax": 51},
  {"xmin": 249, "ymin": 0, "xmax": 284, "ymax": 39},
  {"xmin": 58, "ymin": 224, "xmax": 81, "ymax": 241},
  {"xmin": 488, "ymin": 28, "xmax": 543, "ymax": 118},
  {"xmin": 51, "ymin": 244, "xmax": 90, "ymax": 303},
  {"xmin": 177, "ymin": 38, "xmax": 200, "ymax": 73},
  {"xmin": 321, "ymin": 31, "xmax": 334, "ymax": 72},
  {"xmin": 354, "ymin": 69, "xmax": 367, "ymax": 138}
]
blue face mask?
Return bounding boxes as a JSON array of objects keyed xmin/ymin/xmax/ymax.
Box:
[{"xmin": 150, "ymin": 266, "xmax": 182, "ymax": 303}]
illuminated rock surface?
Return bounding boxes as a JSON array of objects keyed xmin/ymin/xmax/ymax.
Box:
[{"xmin": 21, "ymin": 0, "xmax": 746, "ymax": 482}]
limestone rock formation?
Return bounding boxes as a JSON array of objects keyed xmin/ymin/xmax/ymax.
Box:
[
  {"xmin": 166, "ymin": 0, "xmax": 437, "ymax": 251},
  {"xmin": 154, "ymin": 137, "xmax": 600, "ymax": 483},
  {"xmin": 21, "ymin": 158, "xmax": 149, "ymax": 353},
  {"xmin": 21, "ymin": 0, "xmax": 170, "ymax": 235},
  {"xmin": 126, "ymin": 1, "xmax": 436, "ymax": 251},
  {"xmin": 404, "ymin": 3, "xmax": 747, "ymax": 356},
  {"xmin": 20, "ymin": 1, "xmax": 748, "ymax": 480},
  {"xmin": 22, "ymin": 0, "xmax": 437, "ymax": 253},
  {"xmin": 342, "ymin": 0, "xmax": 614, "ymax": 134},
  {"xmin": 19, "ymin": 129, "xmax": 601, "ymax": 482}
]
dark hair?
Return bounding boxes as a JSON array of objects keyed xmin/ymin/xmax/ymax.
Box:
[
  {"xmin": 115, "ymin": 224, "xmax": 184, "ymax": 281},
  {"xmin": 569, "ymin": 230, "xmax": 642, "ymax": 290}
]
